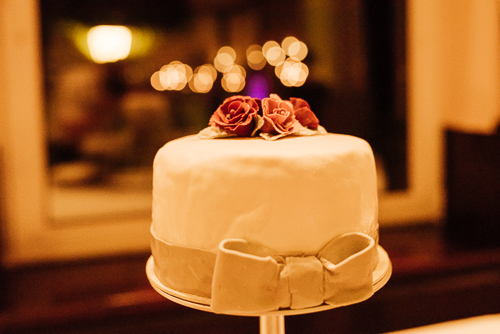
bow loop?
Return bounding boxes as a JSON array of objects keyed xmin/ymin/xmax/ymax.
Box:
[{"xmin": 320, "ymin": 233, "xmax": 377, "ymax": 307}]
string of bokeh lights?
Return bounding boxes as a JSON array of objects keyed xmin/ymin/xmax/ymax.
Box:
[
  {"xmin": 83, "ymin": 25, "xmax": 308, "ymax": 94},
  {"xmin": 150, "ymin": 36, "xmax": 309, "ymax": 93}
]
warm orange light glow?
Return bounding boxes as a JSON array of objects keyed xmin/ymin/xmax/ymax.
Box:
[
  {"xmin": 281, "ymin": 36, "xmax": 308, "ymax": 60},
  {"xmin": 246, "ymin": 44, "xmax": 266, "ymax": 70},
  {"xmin": 289, "ymin": 41, "xmax": 308, "ymax": 61},
  {"xmin": 189, "ymin": 72, "xmax": 213, "ymax": 93},
  {"xmin": 281, "ymin": 36, "xmax": 299, "ymax": 55},
  {"xmin": 196, "ymin": 64, "xmax": 217, "ymax": 82},
  {"xmin": 158, "ymin": 61, "xmax": 192, "ymax": 91},
  {"xmin": 150, "ymin": 71, "xmax": 165, "ymax": 91},
  {"xmin": 275, "ymin": 58, "xmax": 308, "ymax": 87},
  {"xmin": 87, "ymin": 25, "xmax": 132, "ymax": 63},
  {"xmin": 262, "ymin": 41, "xmax": 279, "ymax": 57},
  {"xmin": 226, "ymin": 64, "xmax": 246, "ymax": 78},
  {"xmin": 128, "ymin": 27, "xmax": 155, "ymax": 58},
  {"xmin": 222, "ymin": 72, "xmax": 245, "ymax": 93},
  {"xmin": 151, "ymin": 38, "xmax": 309, "ymax": 93},
  {"xmin": 262, "ymin": 40, "xmax": 286, "ymax": 66},
  {"xmin": 214, "ymin": 46, "xmax": 237, "ymax": 73},
  {"xmin": 221, "ymin": 63, "xmax": 246, "ymax": 92}
]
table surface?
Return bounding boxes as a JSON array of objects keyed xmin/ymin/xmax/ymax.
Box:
[
  {"xmin": 1, "ymin": 223, "xmax": 499, "ymax": 333},
  {"xmin": 385, "ymin": 314, "xmax": 500, "ymax": 334}
]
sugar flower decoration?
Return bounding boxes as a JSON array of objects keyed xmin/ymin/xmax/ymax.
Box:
[{"xmin": 198, "ymin": 94, "xmax": 326, "ymax": 140}]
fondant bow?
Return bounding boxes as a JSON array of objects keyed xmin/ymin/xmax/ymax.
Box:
[{"xmin": 211, "ymin": 233, "xmax": 378, "ymax": 314}]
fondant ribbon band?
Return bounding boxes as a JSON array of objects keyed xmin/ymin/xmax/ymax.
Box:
[{"xmin": 151, "ymin": 228, "xmax": 378, "ymax": 314}]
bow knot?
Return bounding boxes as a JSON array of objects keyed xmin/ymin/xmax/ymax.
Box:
[{"xmin": 211, "ymin": 233, "xmax": 378, "ymax": 314}]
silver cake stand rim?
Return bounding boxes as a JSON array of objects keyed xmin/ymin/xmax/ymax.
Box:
[{"xmin": 146, "ymin": 244, "xmax": 392, "ymax": 317}]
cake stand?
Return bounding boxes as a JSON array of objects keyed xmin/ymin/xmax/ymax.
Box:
[{"xmin": 146, "ymin": 245, "xmax": 392, "ymax": 334}]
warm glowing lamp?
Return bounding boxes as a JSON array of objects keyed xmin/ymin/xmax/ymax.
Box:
[{"xmin": 87, "ymin": 25, "xmax": 133, "ymax": 64}]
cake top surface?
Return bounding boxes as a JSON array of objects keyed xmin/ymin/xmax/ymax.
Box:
[{"xmin": 158, "ymin": 133, "xmax": 373, "ymax": 164}]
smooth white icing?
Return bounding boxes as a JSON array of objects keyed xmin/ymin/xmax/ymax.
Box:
[{"xmin": 152, "ymin": 133, "xmax": 378, "ymax": 255}]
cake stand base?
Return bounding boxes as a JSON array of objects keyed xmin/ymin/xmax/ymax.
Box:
[{"xmin": 146, "ymin": 245, "xmax": 392, "ymax": 334}]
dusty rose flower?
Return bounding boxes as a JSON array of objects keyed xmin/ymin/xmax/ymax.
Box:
[
  {"xmin": 209, "ymin": 96, "xmax": 260, "ymax": 137},
  {"xmin": 260, "ymin": 94, "xmax": 302, "ymax": 136},
  {"xmin": 290, "ymin": 97, "xmax": 319, "ymax": 129}
]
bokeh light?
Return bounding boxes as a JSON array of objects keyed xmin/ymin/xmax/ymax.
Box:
[
  {"xmin": 189, "ymin": 72, "xmax": 213, "ymax": 93},
  {"xmin": 246, "ymin": 44, "xmax": 266, "ymax": 70},
  {"xmin": 150, "ymin": 71, "xmax": 165, "ymax": 91},
  {"xmin": 196, "ymin": 64, "xmax": 218, "ymax": 82},
  {"xmin": 282, "ymin": 36, "xmax": 308, "ymax": 61},
  {"xmin": 281, "ymin": 36, "xmax": 299, "ymax": 55},
  {"xmin": 275, "ymin": 58, "xmax": 309, "ymax": 87},
  {"xmin": 87, "ymin": 25, "xmax": 132, "ymax": 64},
  {"xmin": 222, "ymin": 72, "xmax": 245, "ymax": 93},
  {"xmin": 151, "ymin": 37, "xmax": 309, "ymax": 93},
  {"xmin": 214, "ymin": 46, "xmax": 237, "ymax": 73},
  {"xmin": 158, "ymin": 61, "xmax": 192, "ymax": 91},
  {"xmin": 221, "ymin": 64, "xmax": 246, "ymax": 92},
  {"xmin": 262, "ymin": 40, "xmax": 286, "ymax": 66},
  {"xmin": 288, "ymin": 40, "xmax": 308, "ymax": 61},
  {"xmin": 188, "ymin": 64, "xmax": 217, "ymax": 93},
  {"xmin": 226, "ymin": 64, "xmax": 246, "ymax": 78}
]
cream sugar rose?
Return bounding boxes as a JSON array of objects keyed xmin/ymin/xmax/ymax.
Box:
[{"xmin": 150, "ymin": 94, "xmax": 381, "ymax": 314}]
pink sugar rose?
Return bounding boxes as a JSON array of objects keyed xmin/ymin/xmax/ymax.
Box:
[
  {"xmin": 290, "ymin": 97, "xmax": 319, "ymax": 129},
  {"xmin": 260, "ymin": 94, "xmax": 302, "ymax": 136},
  {"xmin": 209, "ymin": 95, "xmax": 260, "ymax": 137}
]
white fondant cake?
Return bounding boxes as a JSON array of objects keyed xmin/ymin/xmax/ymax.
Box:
[
  {"xmin": 152, "ymin": 134, "xmax": 378, "ymax": 254},
  {"xmin": 149, "ymin": 94, "xmax": 384, "ymax": 314}
]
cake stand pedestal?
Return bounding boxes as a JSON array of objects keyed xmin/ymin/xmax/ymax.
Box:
[
  {"xmin": 260, "ymin": 315, "xmax": 285, "ymax": 334},
  {"xmin": 146, "ymin": 245, "xmax": 392, "ymax": 334}
]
